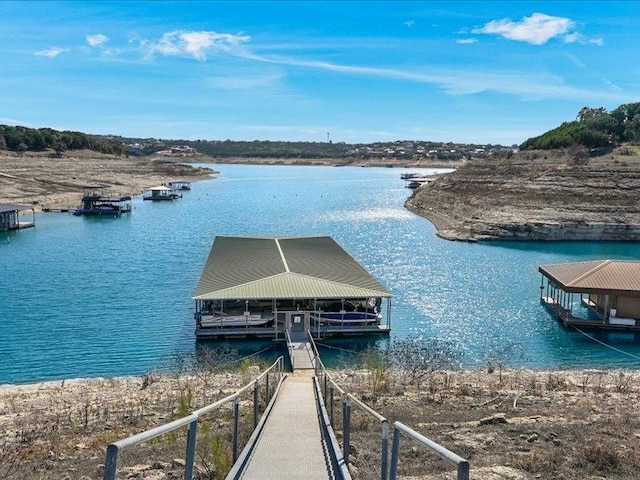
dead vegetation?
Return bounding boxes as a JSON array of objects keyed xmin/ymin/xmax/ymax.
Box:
[{"xmin": 2, "ymin": 352, "xmax": 640, "ymax": 479}]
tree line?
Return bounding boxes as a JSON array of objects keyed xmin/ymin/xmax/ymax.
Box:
[
  {"xmin": 520, "ymin": 102, "xmax": 640, "ymax": 150},
  {"xmin": 0, "ymin": 125, "xmax": 125, "ymax": 155}
]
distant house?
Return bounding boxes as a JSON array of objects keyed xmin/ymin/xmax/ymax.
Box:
[{"xmin": 0, "ymin": 204, "xmax": 35, "ymax": 232}]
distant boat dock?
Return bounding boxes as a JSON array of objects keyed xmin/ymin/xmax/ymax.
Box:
[
  {"xmin": 72, "ymin": 184, "xmax": 132, "ymax": 216},
  {"xmin": 0, "ymin": 203, "xmax": 35, "ymax": 231}
]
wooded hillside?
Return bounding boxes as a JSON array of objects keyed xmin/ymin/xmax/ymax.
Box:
[{"xmin": 520, "ymin": 103, "xmax": 640, "ymax": 150}]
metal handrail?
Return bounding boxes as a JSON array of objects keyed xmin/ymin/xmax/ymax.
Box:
[
  {"xmin": 103, "ymin": 356, "xmax": 285, "ymax": 480},
  {"xmin": 308, "ymin": 334, "xmax": 470, "ymax": 480},
  {"xmin": 389, "ymin": 422, "xmax": 469, "ymax": 480},
  {"xmin": 313, "ymin": 376, "xmax": 352, "ymax": 480},
  {"xmin": 308, "ymin": 332, "xmax": 389, "ymax": 480},
  {"xmin": 285, "ymin": 328, "xmax": 294, "ymax": 369}
]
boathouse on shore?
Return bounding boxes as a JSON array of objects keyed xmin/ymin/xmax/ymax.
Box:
[
  {"xmin": 0, "ymin": 203, "xmax": 35, "ymax": 232},
  {"xmin": 539, "ymin": 260, "xmax": 640, "ymax": 330},
  {"xmin": 193, "ymin": 235, "xmax": 392, "ymax": 339}
]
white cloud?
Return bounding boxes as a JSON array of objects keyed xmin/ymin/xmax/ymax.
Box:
[
  {"xmin": 34, "ymin": 47, "xmax": 69, "ymax": 58},
  {"xmin": 87, "ymin": 34, "xmax": 108, "ymax": 47},
  {"xmin": 456, "ymin": 38, "xmax": 477, "ymax": 45},
  {"xmin": 472, "ymin": 13, "xmax": 574, "ymax": 45},
  {"xmin": 146, "ymin": 30, "xmax": 251, "ymax": 61}
]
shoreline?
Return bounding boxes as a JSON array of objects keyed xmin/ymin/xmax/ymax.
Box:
[{"xmin": 3, "ymin": 366, "xmax": 640, "ymax": 478}]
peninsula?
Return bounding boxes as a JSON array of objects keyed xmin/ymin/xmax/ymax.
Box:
[{"xmin": 406, "ymin": 147, "xmax": 640, "ymax": 241}]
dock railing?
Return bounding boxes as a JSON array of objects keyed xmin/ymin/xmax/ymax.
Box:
[
  {"xmin": 308, "ymin": 332, "xmax": 470, "ymax": 480},
  {"xmin": 390, "ymin": 422, "xmax": 470, "ymax": 480},
  {"xmin": 103, "ymin": 356, "xmax": 285, "ymax": 480}
]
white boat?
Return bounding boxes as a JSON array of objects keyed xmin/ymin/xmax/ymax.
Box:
[
  {"xmin": 311, "ymin": 311, "xmax": 381, "ymax": 325},
  {"xmin": 197, "ymin": 311, "xmax": 273, "ymax": 328}
]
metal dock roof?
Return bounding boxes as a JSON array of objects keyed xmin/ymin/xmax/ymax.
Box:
[{"xmin": 193, "ymin": 236, "xmax": 391, "ymax": 300}]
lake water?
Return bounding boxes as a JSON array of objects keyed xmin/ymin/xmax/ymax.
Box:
[{"xmin": 2, "ymin": 164, "xmax": 640, "ymax": 384}]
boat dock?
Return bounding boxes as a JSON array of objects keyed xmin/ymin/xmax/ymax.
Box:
[
  {"xmin": 73, "ymin": 184, "xmax": 132, "ymax": 216},
  {"xmin": 0, "ymin": 203, "xmax": 35, "ymax": 231},
  {"xmin": 539, "ymin": 260, "xmax": 640, "ymax": 331},
  {"xmin": 193, "ymin": 235, "xmax": 392, "ymax": 341}
]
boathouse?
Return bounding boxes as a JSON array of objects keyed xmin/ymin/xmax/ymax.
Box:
[
  {"xmin": 539, "ymin": 260, "xmax": 640, "ymax": 330},
  {"xmin": 73, "ymin": 184, "xmax": 132, "ymax": 216},
  {"xmin": 143, "ymin": 185, "xmax": 181, "ymax": 201},
  {"xmin": 193, "ymin": 235, "xmax": 392, "ymax": 339},
  {"xmin": 0, "ymin": 203, "xmax": 35, "ymax": 232}
]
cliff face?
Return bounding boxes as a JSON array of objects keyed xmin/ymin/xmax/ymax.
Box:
[{"xmin": 405, "ymin": 150, "xmax": 640, "ymax": 241}]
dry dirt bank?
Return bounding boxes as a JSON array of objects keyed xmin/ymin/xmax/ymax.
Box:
[
  {"xmin": 406, "ymin": 148, "xmax": 640, "ymax": 241},
  {"xmin": 0, "ymin": 151, "xmax": 214, "ymax": 211},
  {"xmin": 2, "ymin": 368, "xmax": 640, "ymax": 479}
]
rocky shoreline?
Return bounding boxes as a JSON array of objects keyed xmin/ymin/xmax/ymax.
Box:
[{"xmin": 406, "ymin": 148, "xmax": 640, "ymax": 242}]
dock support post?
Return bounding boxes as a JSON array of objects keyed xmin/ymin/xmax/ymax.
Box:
[{"xmin": 233, "ymin": 398, "xmax": 239, "ymax": 462}]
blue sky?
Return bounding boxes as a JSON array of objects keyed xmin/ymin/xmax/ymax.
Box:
[{"xmin": 1, "ymin": 1, "xmax": 639, "ymax": 145}]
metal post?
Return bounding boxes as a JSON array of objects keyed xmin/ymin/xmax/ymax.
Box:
[
  {"xmin": 329, "ymin": 385, "xmax": 335, "ymax": 426},
  {"xmin": 233, "ymin": 397, "xmax": 240, "ymax": 462},
  {"xmin": 253, "ymin": 382, "xmax": 259, "ymax": 429},
  {"xmin": 389, "ymin": 427, "xmax": 401, "ymax": 480},
  {"xmin": 323, "ymin": 373, "xmax": 328, "ymax": 401},
  {"xmin": 184, "ymin": 419, "xmax": 198, "ymax": 480},
  {"xmin": 457, "ymin": 461, "xmax": 470, "ymax": 480},
  {"xmin": 266, "ymin": 372, "xmax": 270, "ymax": 400},
  {"xmin": 381, "ymin": 420, "xmax": 389, "ymax": 480},
  {"xmin": 103, "ymin": 444, "xmax": 120, "ymax": 480},
  {"xmin": 343, "ymin": 395, "xmax": 351, "ymax": 466}
]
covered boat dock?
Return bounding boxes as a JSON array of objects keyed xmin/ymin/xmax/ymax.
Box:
[
  {"xmin": 193, "ymin": 235, "xmax": 392, "ymax": 340},
  {"xmin": 539, "ymin": 260, "xmax": 640, "ymax": 330},
  {"xmin": 0, "ymin": 203, "xmax": 35, "ymax": 232}
]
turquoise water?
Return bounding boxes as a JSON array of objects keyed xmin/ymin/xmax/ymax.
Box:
[{"xmin": 1, "ymin": 164, "xmax": 640, "ymax": 384}]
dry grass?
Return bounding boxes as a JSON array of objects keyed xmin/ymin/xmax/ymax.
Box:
[
  {"xmin": 333, "ymin": 368, "xmax": 640, "ymax": 480},
  {"xmin": 3, "ymin": 368, "xmax": 640, "ymax": 479}
]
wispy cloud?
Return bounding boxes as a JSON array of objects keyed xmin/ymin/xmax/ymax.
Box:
[
  {"xmin": 240, "ymin": 52, "xmax": 630, "ymax": 102},
  {"xmin": 205, "ymin": 73, "xmax": 284, "ymax": 90},
  {"xmin": 603, "ymin": 79, "xmax": 623, "ymax": 91},
  {"xmin": 34, "ymin": 47, "xmax": 69, "ymax": 58},
  {"xmin": 456, "ymin": 38, "xmax": 477, "ymax": 45},
  {"xmin": 565, "ymin": 53, "xmax": 586, "ymax": 68},
  {"xmin": 143, "ymin": 30, "xmax": 250, "ymax": 61},
  {"xmin": 472, "ymin": 13, "xmax": 576, "ymax": 45},
  {"xmin": 87, "ymin": 34, "xmax": 108, "ymax": 47}
]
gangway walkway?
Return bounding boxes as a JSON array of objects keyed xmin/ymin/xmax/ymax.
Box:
[
  {"xmin": 287, "ymin": 331, "xmax": 316, "ymax": 370},
  {"xmin": 236, "ymin": 371, "xmax": 330, "ymax": 479}
]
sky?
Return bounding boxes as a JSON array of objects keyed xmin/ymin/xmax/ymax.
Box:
[{"xmin": 1, "ymin": 1, "xmax": 639, "ymax": 145}]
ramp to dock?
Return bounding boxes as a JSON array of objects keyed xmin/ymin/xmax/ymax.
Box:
[
  {"xmin": 287, "ymin": 331, "xmax": 316, "ymax": 370},
  {"xmin": 236, "ymin": 372, "xmax": 330, "ymax": 479}
]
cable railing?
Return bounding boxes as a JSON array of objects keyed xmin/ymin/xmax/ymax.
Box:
[
  {"xmin": 308, "ymin": 332, "xmax": 470, "ymax": 480},
  {"xmin": 102, "ymin": 356, "xmax": 285, "ymax": 480}
]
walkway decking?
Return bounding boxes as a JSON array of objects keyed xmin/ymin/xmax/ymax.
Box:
[
  {"xmin": 239, "ymin": 372, "xmax": 330, "ymax": 479},
  {"xmin": 288, "ymin": 332, "xmax": 316, "ymax": 370}
]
